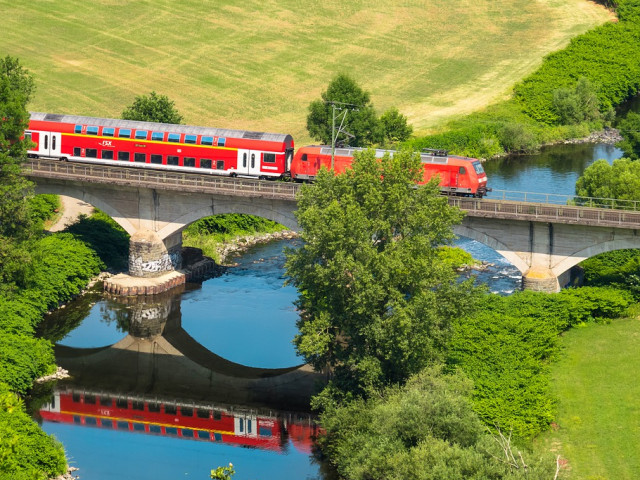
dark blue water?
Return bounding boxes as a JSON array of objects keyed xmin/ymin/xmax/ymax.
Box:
[{"xmin": 33, "ymin": 142, "xmax": 624, "ymax": 480}]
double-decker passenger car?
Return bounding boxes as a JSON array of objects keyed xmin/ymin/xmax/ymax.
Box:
[
  {"xmin": 25, "ymin": 112, "xmax": 295, "ymax": 179},
  {"xmin": 290, "ymin": 145, "xmax": 490, "ymax": 197}
]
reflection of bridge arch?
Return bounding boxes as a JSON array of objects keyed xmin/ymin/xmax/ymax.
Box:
[{"xmin": 53, "ymin": 292, "xmax": 323, "ymax": 412}]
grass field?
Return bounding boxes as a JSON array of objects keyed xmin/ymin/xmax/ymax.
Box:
[
  {"xmin": 0, "ymin": 0, "xmax": 612, "ymax": 142},
  {"xmin": 541, "ymin": 318, "xmax": 640, "ymax": 479}
]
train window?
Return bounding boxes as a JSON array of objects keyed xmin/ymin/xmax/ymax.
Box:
[
  {"xmin": 44, "ymin": 135, "xmax": 48, "ymax": 149},
  {"xmin": 84, "ymin": 394, "xmax": 96, "ymax": 404},
  {"xmin": 218, "ymin": 138, "xmax": 226, "ymax": 147},
  {"xmin": 101, "ymin": 150, "xmax": 114, "ymax": 160},
  {"xmin": 473, "ymin": 162, "xmax": 484, "ymax": 174},
  {"xmin": 150, "ymin": 154, "xmax": 163, "ymax": 164},
  {"xmin": 74, "ymin": 125, "xmax": 82, "ymax": 134},
  {"xmin": 459, "ymin": 167, "xmax": 466, "ymax": 174},
  {"xmin": 151, "ymin": 132, "xmax": 164, "ymax": 141},
  {"xmin": 201, "ymin": 136, "xmax": 213, "ymax": 146},
  {"xmin": 133, "ymin": 423, "xmax": 145, "ymax": 432},
  {"xmin": 87, "ymin": 126, "xmax": 99, "ymax": 135},
  {"xmin": 103, "ymin": 127, "xmax": 115, "ymax": 137},
  {"xmin": 134, "ymin": 153, "xmax": 147, "ymax": 163},
  {"xmin": 135, "ymin": 130, "xmax": 148, "ymax": 140},
  {"xmin": 73, "ymin": 147, "xmax": 81, "ymax": 157},
  {"xmin": 116, "ymin": 421, "xmax": 129, "ymax": 430},
  {"xmin": 165, "ymin": 427, "xmax": 178, "ymax": 436},
  {"xmin": 216, "ymin": 160, "xmax": 224, "ymax": 170},
  {"xmin": 86, "ymin": 149, "xmax": 98, "ymax": 158},
  {"xmin": 197, "ymin": 430, "xmax": 210, "ymax": 440},
  {"xmin": 200, "ymin": 159, "xmax": 212, "ymax": 169},
  {"xmin": 148, "ymin": 402, "xmax": 160, "ymax": 412},
  {"xmin": 72, "ymin": 393, "xmax": 81, "ymax": 403},
  {"xmin": 167, "ymin": 156, "xmax": 179, "ymax": 166},
  {"xmin": 99, "ymin": 396, "xmax": 113, "ymax": 406},
  {"xmin": 118, "ymin": 152, "xmax": 130, "ymax": 161},
  {"xmin": 73, "ymin": 416, "xmax": 81, "ymax": 424},
  {"xmin": 239, "ymin": 418, "xmax": 244, "ymax": 433},
  {"xmin": 149, "ymin": 425, "xmax": 161, "ymax": 434},
  {"xmin": 251, "ymin": 153, "xmax": 255, "ymax": 168},
  {"xmin": 132, "ymin": 400, "xmax": 144, "ymax": 410},
  {"xmin": 213, "ymin": 411, "xmax": 222, "ymax": 420},
  {"xmin": 181, "ymin": 407, "xmax": 193, "ymax": 417},
  {"xmin": 168, "ymin": 133, "xmax": 181, "ymax": 143},
  {"xmin": 101, "ymin": 420, "xmax": 113, "ymax": 428},
  {"xmin": 85, "ymin": 417, "xmax": 97, "ymax": 426},
  {"xmin": 197, "ymin": 409, "xmax": 210, "ymax": 419},
  {"xmin": 242, "ymin": 153, "xmax": 247, "ymax": 168},
  {"xmin": 183, "ymin": 157, "xmax": 196, "ymax": 167},
  {"xmin": 165, "ymin": 404, "xmax": 177, "ymax": 415},
  {"xmin": 301, "ymin": 154, "xmax": 307, "ymax": 161},
  {"xmin": 247, "ymin": 419, "xmax": 252, "ymax": 433},
  {"xmin": 118, "ymin": 129, "xmax": 131, "ymax": 138},
  {"xmin": 259, "ymin": 426, "xmax": 273, "ymax": 437},
  {"xmin": 181, "ymin": 429, "xmax": 194, "ymax": 438},
  {"xmin": 116, "ymin": 398, "xmax": 128, "ymax": 408},
  {"xmin": 185, "ymin": 135, "xmax": 197, "ymax": 144},
  {"xmin": 214, "ymin": 433, "xmax": 222, "ymax": 442},
  {"xmin": 264, "ymin": 153, "xmax": 276, "ymax": 164},
  {"xmin": 52, "ymin": 136, "xmax": 56, "ymax": 150}
]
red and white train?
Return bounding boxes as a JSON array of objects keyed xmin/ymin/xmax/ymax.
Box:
[
  {"xmin": 40, "ymin": 389, "xmax": 319, "ymax": 453},
  {"xmin": 25, "ymin": 112, "xmax": 489, "ymax": 197}
]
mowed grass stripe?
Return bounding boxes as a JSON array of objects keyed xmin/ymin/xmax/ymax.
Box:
[{"xmin": 0, "ymin": 0, "xmax": 612, "ymax": 141}]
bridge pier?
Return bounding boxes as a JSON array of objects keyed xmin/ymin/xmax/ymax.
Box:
[
  {"xmin": 522, "ymin": 267, "xmax": 560, "ymax": 293},
  {"xmin": 129, "ymin": 229, "xmax": 182, "ymax": 277}
]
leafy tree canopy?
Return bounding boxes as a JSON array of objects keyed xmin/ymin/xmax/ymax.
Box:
[
  {"xmin": 0, "ymin": 56, "xmax": 36, "ymax": 292},
  {"xmin": 285, "ymin": 149, "xmax": 478, "ymax": 405},
  {"xmin": 306, "ymin": 74, "xmax": 382, "ymax": 147},
  {"xmin": 616, "ymin": 111, "xmax": 640, "ymax": 160},
  {"xmin": 575, "ymin": 157, "xmax": 640, "ymax": 202},
  {"xmin": 121, "ymin": 91, "xmax": 183, "ymax": 124},
  {"xmin": 318, "ymin": 366, "xmax": 557, "ymax": 480},
  {"xmin": 379, "ymin": 107, "xmax": 413, "ymax": 145}
]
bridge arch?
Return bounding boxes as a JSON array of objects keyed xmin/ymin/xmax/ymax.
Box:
[
  {"xmin": 453, "ymin": 224, "xmax": 529, "ymax": 274},
  {"xmin": 155, "ymin": 200, "xmax": 299, "ymax": 241},
  {"xmin": 34, "ymin": 184, "xmax": 137, "ymax": 235},
  {"xmin": 552, "ymin": 237, "xmax": 640, "ymax": 277}
]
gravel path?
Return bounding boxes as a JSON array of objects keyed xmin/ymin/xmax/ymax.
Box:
[{"xmin": 47, "ymin": 195, "xmax": 94, "ymax": 232}]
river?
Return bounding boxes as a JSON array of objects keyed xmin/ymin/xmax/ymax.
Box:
[{"xmin": 30, "ymin": 142, "xmax": 623, "ymax": 480}]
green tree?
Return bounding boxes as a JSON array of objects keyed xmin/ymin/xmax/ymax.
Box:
[
  {"xmin": 575, "ymin": 158, "xmax": 640, "ymax": 203},
  {"xmin": 121, "ymin": 91, "xmax": 183, "ymax": 124},
  {"xmin": 285, "ymin": 149, "xmax": 477, "ymax": 404},
  {"xmin": 318, "ymin": 366, "xmax": 558, "ymax": 480},
  {"xmin": 306, "ymin": 74, "xmax": 381, "ymax": 148},
  {"xmin": 616, "ymin": 111, "xmax": 640, "ymax": 160},
  {"xmin": 552, "ymin": 77, "xmax": 601, "ymax": 125},
  {"xmin": 379, "ymin": 107, "xmax": 413, "ymax": 145},
  {"xmin": 0, "ymin": 56, "xmax": 36, "ymax": 292}
]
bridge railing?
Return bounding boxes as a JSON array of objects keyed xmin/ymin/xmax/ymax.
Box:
[
  {"xmin": 24, "ymin": 159, "xmax": 301, "ymax": 200},
  {"xmin": 489, "ymin": 189, "xmax": 640, "ymax": 211}
]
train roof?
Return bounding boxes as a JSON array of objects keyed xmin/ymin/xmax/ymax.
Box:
[
  {"xmin": 304, "ymin": 145, "xmax": 478, "ymax": 164},
  {"xmin": 30, "ymin": 112, "xmax": 294, "ymax": 145}
]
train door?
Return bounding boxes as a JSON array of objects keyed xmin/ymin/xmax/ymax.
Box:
[
  {"xmin": 38, "ymin": 132, "xmax": 62, "ymax": 159},
  {"xmin": 237, "ymin": 149, "xmax": 261, "ymax": 176}
]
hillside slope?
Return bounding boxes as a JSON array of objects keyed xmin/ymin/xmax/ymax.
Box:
[{"xmin": 1, "ymin": 0, "xmax": 613, "ymax": 141}]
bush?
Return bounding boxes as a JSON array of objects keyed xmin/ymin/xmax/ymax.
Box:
[
  {"xmin": 0, "ymin": 383, "xmax": 66, "ymax": 479},
  {"xmin": 28, "ymin": 195, "xmax": 59, "ymax": 225}
]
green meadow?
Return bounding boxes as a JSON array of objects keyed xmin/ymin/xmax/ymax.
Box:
[
  {"xmin": 542, "ymin": 317, "xmax": 640, "ymax": 479},
  {"xmin": 0, "ymin": 0, "xmax": 612, "ymax": 142}
]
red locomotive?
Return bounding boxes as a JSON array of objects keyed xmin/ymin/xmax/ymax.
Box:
[
  {"xmin": 290, "ymin": 145, "xmax": 490, "ymax": 197},
  {"xmin": 25, "ymin": 112, "xmax": 295, "ymax": 179},
  {"xmin": 24, "ymin": 112, "xmax": 489, "ymax": 196},
  {"xmin": 39, "ymin": 389, "xmax": 319, "ymax": 453}
]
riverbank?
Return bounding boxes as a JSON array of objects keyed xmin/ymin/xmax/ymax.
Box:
[{"xmin": 215, "ymin": 230, "xmax": 299, "ymax": 265}]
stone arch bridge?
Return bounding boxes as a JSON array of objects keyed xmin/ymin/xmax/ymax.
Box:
[{"xmin": 27, "ymin": 159, "xmax": 640, "ymax": 293}]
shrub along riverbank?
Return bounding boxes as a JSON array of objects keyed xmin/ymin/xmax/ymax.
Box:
[{"xmin": 407, "ymin": 0, "xmax": 640, "ymax": 159}]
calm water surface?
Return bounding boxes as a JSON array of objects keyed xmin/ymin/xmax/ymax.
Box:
[{"xmin": 31, "ymin": 143, "xmax": 623, "ymax": 480}]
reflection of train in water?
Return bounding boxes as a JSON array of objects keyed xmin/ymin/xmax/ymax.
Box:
[{"xmin": 40, "ymin": 388, "xmax": 319, "ymax": 453}]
